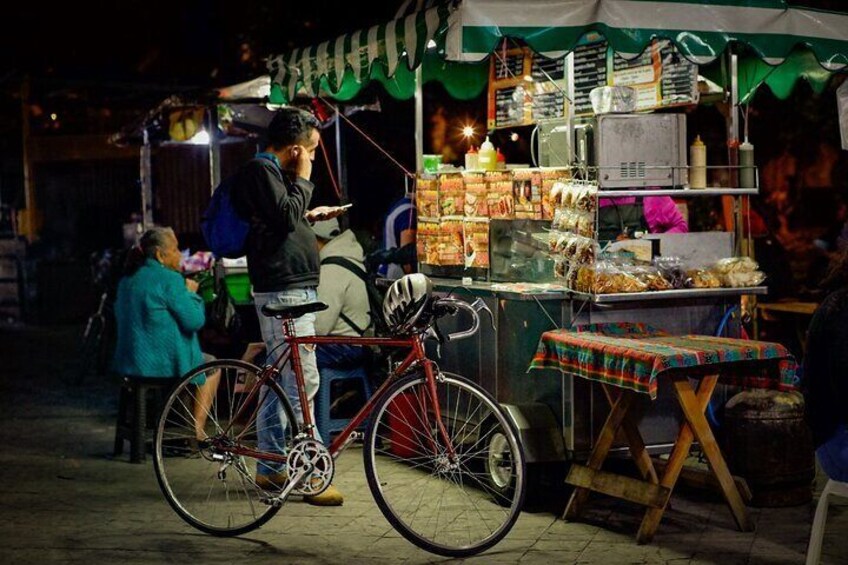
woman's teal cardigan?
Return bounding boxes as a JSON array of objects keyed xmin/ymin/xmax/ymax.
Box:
[{"xmin": 112, "ymin": 259, "xmax": 205, "ymax": 378}]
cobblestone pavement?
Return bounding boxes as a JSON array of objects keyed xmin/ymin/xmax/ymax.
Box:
[{"xmin": 0, "ymin": 324, "xmax": 844, "ymax": 564}]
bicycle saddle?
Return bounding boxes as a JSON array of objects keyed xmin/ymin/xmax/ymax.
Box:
[{"xmin": 260, "ymin": 301, "xmax": 328, "ymax": 319}]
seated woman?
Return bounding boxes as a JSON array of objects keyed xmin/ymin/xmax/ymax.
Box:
[
  {"xmin": 598, "ymin": 195, "xmax": 688, "ymax": 243},
  {"xmin": 802, "ymin": 248, "xmax": 848, "ymax": 482},
  {"xmin": 112, "ymin": 226, "xmax": 220, "ymax": 443}
]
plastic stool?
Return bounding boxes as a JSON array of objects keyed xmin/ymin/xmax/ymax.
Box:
[
  {"xmin": 314, "ymin": 366, "xmax": 372, "ymax": 442},
  {"xmin": 806, "ymin": 478, "xmax": 848, "ymax": 564},
  {"xmin": 113, "ymin": 376, "xmax": 176, "ymax": 463}
]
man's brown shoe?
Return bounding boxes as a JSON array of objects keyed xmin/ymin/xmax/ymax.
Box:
[
  {"xmin": 255, "ymin": 472, "xmax": 289, "ymax": 491},
  {"xmin": 303, "ymin": 485, "xmax": 344, "ymax": 506}
]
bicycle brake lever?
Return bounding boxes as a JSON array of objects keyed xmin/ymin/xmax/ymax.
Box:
[
  {"xmin": 470, "ymin": 297, "xmax": 496, "ymax": 332},
  {"xmin": 423, "ymin": 326, "xmax": 443, "ymax": 359}
]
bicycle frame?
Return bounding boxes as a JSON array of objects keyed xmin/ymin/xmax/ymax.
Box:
[{"xmin": 222, "ymin": 315, "xmax": 456, "ymax": 465}]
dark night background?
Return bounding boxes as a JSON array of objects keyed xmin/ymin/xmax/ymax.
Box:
[{"xmin": 0, "ymin": 0, "xmax": 846, "ymax": 327}]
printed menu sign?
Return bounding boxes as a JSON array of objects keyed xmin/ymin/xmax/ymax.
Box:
[
  {"xmin": 573, "ymin": 41, "xmax": 608, "ymax": 115},
  {"xmin": 488, "ymin": 46, "xmax": 569, "ymax": 129},
  {"xmin": 573, "ymin": 37, "xmax": 699, "ymax": 116}
]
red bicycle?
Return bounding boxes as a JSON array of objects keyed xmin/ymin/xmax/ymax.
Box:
[{"xmin": 153, "ymin": 276, "xmax": 526, "ymax": 557}]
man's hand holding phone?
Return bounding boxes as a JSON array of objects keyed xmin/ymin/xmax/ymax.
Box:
[{"xmin": 306, "ymin": 204, "xmax": 352, "ymax": 223}]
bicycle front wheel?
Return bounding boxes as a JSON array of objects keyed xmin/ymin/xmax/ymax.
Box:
[
  {"xmin": 153, "ymin": 359, "xmax": 299, "ymax": 537},
  {"xmin": 364, "ymin": 373, "xmax": 526, "ymax": 557}
]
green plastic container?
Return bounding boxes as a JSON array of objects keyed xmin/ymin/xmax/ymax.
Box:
[
  {"xmin": 225, "ymin": 272, "xmax": 252, "ymax": 305},
  {"xmin": 196, "ymin": 271, "xmax": 253, "ymax": 305}
]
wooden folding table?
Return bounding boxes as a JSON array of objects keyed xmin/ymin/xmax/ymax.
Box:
[{"xmin": 530, "ymin": 323, "xmax": 797, "ymax": 543}]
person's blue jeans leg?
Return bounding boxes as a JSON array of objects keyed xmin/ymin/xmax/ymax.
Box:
[
  {"xmin": 817, "ymin": 423, "xmax": 848, "ymax": 483},
  {"xmin": 254, "ymin": 288, "xmax": 321, "ymax": 476}
]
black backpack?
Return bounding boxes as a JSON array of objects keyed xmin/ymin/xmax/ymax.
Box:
[{"xmin": 320, "ymin": 256, "xmax": 390, "ymax": 337}]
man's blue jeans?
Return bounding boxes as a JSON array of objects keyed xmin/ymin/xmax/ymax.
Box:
[{"xmin": 253, "ymin": 288, "xmax": 321, "ymax": 476}]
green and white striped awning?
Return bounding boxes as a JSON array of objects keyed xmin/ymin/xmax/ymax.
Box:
[
  {"xmin": 267, "ymin": 1, "xmax": 454, "ymax": 103},
  {"xmin": 446, "ymin": 0, "xmax": 848, "ymax": 69},
  {"xmin": 267, "ymin": 0, "xmax": 847, "ymax": 105}
]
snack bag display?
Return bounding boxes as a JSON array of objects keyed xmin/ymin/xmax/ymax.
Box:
[
  {"xmin": 438, "ymin": 174, "xmax": 465, "ymax": 217},
  {"xmin": 685, "ymin": 269, "xmax": 722, "ymax": 288},
  {"xmin": 416, "ymin": 176, "xmax": 440, "ymax": 218},
  {"xmin": 513, "ymin": 169, "xmax": 542, "ymax": 219},
  {"xmin": 486, "ymin": 171, "xmax": 514, "ymax": 219},
  {"xmin": 463, "ymin": 218, "xmax": 490, "ymax": 268},
  {"xmin": 463, "ymin": 173, "xmax": 489, "ymax": 217},
  {"xmin": 417, "ymin": 218, "xmax": 441, "ymax": 265},
  {"xmin": 579, "ymin": 262, "xmax": 648, "ymax": 294},
  {"xmin": 711, "ymin": 257, "xmax": 766, "ymax": 287},
  {"xmin": 653, "ymin": 256, "xmax": 690, "ymax": 289},
  {"xmin": 438, "ymin": 218, "xmax": 465, "ymax": 266},
  {"xmin": 541, "ymin": 169, "xmax": 571, "ymax": 220}
]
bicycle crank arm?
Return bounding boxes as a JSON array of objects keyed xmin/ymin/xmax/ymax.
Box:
[
  {"xmin": 332, "ymin": 431, "xmax": 363, "ymax": 460},
  {"xmin": 266, "ymin": 463, "xmax": 315, "ymax": 507}
]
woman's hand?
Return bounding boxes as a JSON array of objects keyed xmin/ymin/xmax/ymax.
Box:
[{"xmin": 185, "ymin": 278, "xmax": 199, "ymax": 293}]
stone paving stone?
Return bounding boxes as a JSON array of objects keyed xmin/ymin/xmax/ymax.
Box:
[{"xmin": 689, "ymin": 552, "xmax": 749, "ymax": 565}]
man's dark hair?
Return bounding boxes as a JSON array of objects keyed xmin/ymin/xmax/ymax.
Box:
[{"xmin": 266, "ymin": 107, "xmax": 320, "ymax": 149}]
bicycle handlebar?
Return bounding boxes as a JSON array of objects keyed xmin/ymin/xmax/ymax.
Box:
[{"xmin": 431, "ymin": 297, "xmax": 495, "ymax": 342}]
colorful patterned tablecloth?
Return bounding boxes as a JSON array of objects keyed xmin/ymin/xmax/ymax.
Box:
[{"xmin": 529, "ymin": 323, "xmax": 797, "ymax": 399}]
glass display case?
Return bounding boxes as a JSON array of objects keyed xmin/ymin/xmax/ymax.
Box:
[{"xmin": 489, "ymin": 219, "xmax": 557, "ymax": 282}]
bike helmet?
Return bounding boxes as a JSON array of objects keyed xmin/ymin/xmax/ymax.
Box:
[{"xmin": 383, "ymin": 273, "xmax": 434, "ymax": 335}]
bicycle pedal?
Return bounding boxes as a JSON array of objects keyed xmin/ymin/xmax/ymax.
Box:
[{"xmin": 258, "ymin": 495, "xmax": 284, "ymax": 508}]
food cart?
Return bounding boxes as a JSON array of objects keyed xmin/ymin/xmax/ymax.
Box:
[{"xmin": 266, "ymin": 0, "xmax": 848, "ymax": 487}]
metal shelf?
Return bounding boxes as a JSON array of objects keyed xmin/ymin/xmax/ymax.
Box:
[
  {"xmin": 598, "ymin": 188, "xmax": 758, "ymax": 198},
  {"xmin": 570, "ymin": 286, "xmax": 767, "ymax": 303}
]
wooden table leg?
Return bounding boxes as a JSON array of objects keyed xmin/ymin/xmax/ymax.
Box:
[
  {"xmin": 671, "ymin": 374, "xmax": 753, "ymax": 533},
  {"xmin": 604, "ymin": 385, "xmax": 659, "ymax": 485},
  {"xmin": 636, "ymin": 374, "xmax": 718, "ymax": 544},
  {"xmin": 564, "ymin": 389, "xmax": 634, "ymax": 520}
]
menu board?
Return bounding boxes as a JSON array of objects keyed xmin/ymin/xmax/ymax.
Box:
[
  {"xmin": 488, "ymin": 47, "xmax": 569, "ymax": 130},
  {"xmin": 573, "ymin": 37, "xmax": 699, "ymax": 116},
  {"xmin": 572, "ymin": 41, "xmax": 608, "ymax": 115},
  {"xmin": 658, "ymin": 40, "xmax": 699, "ymax": 107}
]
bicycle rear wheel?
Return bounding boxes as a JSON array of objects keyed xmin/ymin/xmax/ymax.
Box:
[
  {"xmin": 364, "ymin": 372, "xmax": 526, "ymax": 557},
  {"xmin": 153, "ymin": 359, "xmax": 299, "ymax": 536},
  {"xmin": 75, "ymin": 315, "xmax": 104, "ymax": 384}
]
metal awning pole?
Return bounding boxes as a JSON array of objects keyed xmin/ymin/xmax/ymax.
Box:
[
  {"xmin": 207, "ymin": 106, "xmax": 221, "ymax": 193},
  {"xmin": 335, "ymin": 106, "xmax": 348, "ymax": 203},
  {"xmin": 414, "ymin": 65, "xmax": 424, "ymax": 173},
  {"xmin": 140, "ymin": 129, "xmax": 154, "ymax": 230}
]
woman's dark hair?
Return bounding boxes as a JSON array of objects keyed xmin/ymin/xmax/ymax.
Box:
[
  {"xmin": 123, "ymin": 227, "xmax": 176, "ymax": 276},
  {"xmin": 265, "ymin": 107, "xmax": 320, "ymax": 149}
]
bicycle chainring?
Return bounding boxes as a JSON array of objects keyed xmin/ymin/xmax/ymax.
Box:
[{"xmin": 286, "ymin": 439, "xmax": 334, "ymax": 496}]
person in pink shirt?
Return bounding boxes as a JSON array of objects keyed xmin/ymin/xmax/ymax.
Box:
[{"xmin": 597, "ymin": 195, "xmax": 688, "ymax": 242}]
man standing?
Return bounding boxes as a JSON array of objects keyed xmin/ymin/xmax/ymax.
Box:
[{"xmin": 233, "ymin": 107, "xmax": 344, "ymax": 505}]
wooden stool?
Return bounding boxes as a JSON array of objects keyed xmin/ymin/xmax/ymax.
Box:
[{"xmin": 113, "ymin": 376, "xmax": 176, "ymax": 463}]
